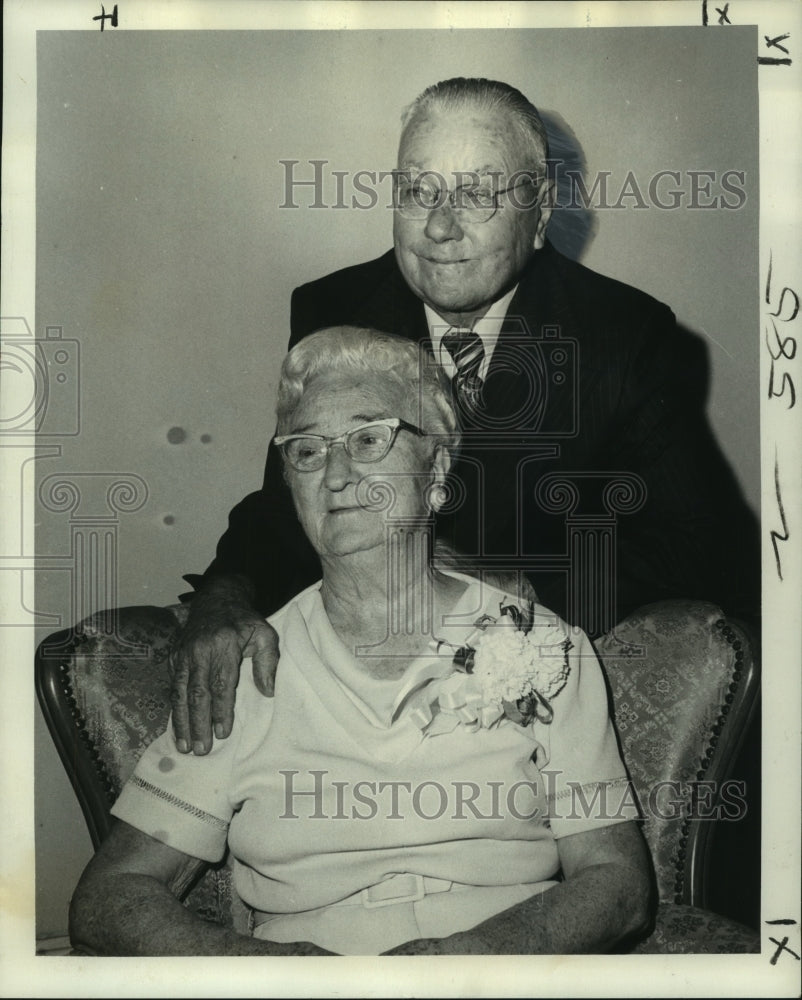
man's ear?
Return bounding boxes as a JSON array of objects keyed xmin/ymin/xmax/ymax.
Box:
[{"xmin": 533, "ymin": 178, "xmax": 556, "ymax": 250}]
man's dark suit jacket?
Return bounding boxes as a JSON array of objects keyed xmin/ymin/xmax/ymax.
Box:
[{"xmin": 192, "ymin": 242, "xmax": 759, "ymax": 636}]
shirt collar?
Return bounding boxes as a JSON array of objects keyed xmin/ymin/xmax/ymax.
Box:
[{"xmin": 424, "ymin": 284, "xmax": 518, "ymax": 379}]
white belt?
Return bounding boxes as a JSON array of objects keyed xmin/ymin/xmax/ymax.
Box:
[
  {"xmin": 251, "ymin": 873, "xmax": 453, "ymax": 927},
  {"xmin": 334, "ymin": 873, "xmax": 453, "ymax": 909}
]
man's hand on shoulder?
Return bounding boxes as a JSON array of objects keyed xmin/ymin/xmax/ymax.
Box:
[{"xmin": 169, "ymin": 575, "xmax": 279, "ymax": 755}]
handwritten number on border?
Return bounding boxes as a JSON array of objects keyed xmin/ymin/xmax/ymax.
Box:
[
  {"xmin": 765, "ymin": 254, "xmax": 799, "ymax": 411},
  {"xmin": 765, "ymin": 255, "xmax": 798, "ymax": 583}
]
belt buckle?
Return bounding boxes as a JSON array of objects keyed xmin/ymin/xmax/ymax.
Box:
[{"xmin": 361, "ymin": 873, "xmax": 425, "ymax": 909}]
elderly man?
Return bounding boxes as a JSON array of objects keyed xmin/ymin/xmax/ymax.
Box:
[{"xmin": 172, "ymin": 77, "xmax": 758, "ymax": 755}]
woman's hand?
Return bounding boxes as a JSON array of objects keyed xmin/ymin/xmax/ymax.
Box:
[
  {"xmin": 383, "ymin": 821, "xmax": 654, "ymax": 955},
  {"xmin": 169, "ymin": 574, "xmax": 280, "ymax": 755}
]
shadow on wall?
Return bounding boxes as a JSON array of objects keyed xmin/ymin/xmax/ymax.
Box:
[
  {"xmin": 540, "ymin": 109, "xmax": 760, "ymax": 571},
  {"xmin": 540, "ymin": 109, "xmax": 599, "ymax": 262}
]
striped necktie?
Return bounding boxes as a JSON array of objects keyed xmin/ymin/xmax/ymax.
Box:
[{"xmin": 441, "ymin": 327, "xmax": 485, "ymax": 411}]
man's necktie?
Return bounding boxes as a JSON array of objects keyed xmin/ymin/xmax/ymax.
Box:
[{"xmin": 442, "ymin": 327, "xmax": 485, "ymax": 412}]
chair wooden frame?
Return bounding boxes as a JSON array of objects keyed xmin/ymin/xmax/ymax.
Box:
[{"xmin": 681, "ymin": 617, "xmax": 761, "ymax": 910}]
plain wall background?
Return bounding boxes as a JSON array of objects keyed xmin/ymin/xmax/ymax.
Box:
[{"xmin": 33, "ymin": 27, "xmax": 758, "ymax": 939}]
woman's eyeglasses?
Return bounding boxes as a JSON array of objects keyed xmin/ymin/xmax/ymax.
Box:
[{"xmin": 275, "ymin": 417, "xmax": 426, "ymax": 472}]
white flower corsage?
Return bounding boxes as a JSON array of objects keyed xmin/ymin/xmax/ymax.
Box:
[{"xmin": 407, "ymin": 601, "xmax": 572, "ymax": 736}]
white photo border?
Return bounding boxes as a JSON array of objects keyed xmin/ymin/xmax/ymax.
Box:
[{"xmin": 2, "ymin": 1, "xmax": 800, "ymax": 997}]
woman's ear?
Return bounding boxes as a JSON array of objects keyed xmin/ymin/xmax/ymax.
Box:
[
  {"xmin": 426, "ymin": 444, "xmax": 452, "ymax": 513},
  {"xmin": 433, "ymin": 443, "xmax": 453, "ymax": 483}
]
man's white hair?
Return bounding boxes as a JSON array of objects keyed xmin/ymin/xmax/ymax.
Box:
[
  {"xmin": 400, "ymin": 77, "xmax": 550, "ymax": 175},
  {"xmin": 276, "ymin": 326, "xmax": 459, "ymax": 448}
]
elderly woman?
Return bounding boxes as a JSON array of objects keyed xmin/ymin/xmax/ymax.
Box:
[{"xmin": 70, "ymin": 326, "xmax": 653, "ymax": 956}]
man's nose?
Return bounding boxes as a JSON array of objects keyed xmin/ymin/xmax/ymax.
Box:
[
  {"xmin": 323, "ymin": 442, "xmax": 354, "ymax": 490},
  {"xmin": 423, "ymin": 203, "xmax": 464, "ymax": 242}
]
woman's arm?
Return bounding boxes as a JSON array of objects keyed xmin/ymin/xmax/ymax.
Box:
[
  {"xmin": 69, "ymin": 820, "xmax": 331, "ymax": 956},
  {"xmin": 384, "ymin": 820, "xmax": 654, "ymax": 955}
]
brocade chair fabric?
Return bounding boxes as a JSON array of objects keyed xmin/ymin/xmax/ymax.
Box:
[{"xmin": 36, "ymin": 598, "xmax": 760, "ymax": 953}]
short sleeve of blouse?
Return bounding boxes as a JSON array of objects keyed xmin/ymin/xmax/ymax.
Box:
[
  {"xmin": 111, "ymin": 662, "xmax": 269, "ymax": 862},
  {"xmin": 534, "ymin": 628, "xmax": 639, "ymax": 839}
]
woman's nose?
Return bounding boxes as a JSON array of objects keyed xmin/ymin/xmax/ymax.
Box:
[
  {"xmin": 322, "ymin": 442, "xmax": 354, "ymax": 490},
  {"xmin": 423, "ymin": 203, "xmax": 464, "ymax": 243}
]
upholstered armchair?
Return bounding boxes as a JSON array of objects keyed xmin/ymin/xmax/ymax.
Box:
[{"xmin": 36, "ymin": 598, "xmax": 760, "ymax": 953}]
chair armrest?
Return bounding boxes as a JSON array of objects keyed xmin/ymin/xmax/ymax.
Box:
[
  {"xmin": 596, "ymin": 599, "xmax": 761, "ymax": 909},
  {"xmin": 35, "ymin": 605, "xmax": 186, "ymax": 848},
  {"xmin": 37, "ymin": 602, "xmax": 249, "ymax": 933},
  {"xmin": 629, "ymin": 902, "xmax": 760, "ymax": 953}
]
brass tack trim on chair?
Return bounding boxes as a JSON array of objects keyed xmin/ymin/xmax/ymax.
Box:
[
  {"xmin": 58, "ymin": 637, "xmax": 120, "ymax": 804},
  {"xmin": 671, "ymin": 617, "xmax": 752, "ymax": 905}
]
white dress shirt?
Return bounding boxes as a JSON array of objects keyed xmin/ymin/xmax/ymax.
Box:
[{"xmin": 424, "ymin": 284, "xmax": 518, "ymax": 381}]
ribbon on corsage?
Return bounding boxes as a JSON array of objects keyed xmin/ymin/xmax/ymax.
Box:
[{"xmin": 398, "ymin": 601, "xmax": 572, "ymax": 737}]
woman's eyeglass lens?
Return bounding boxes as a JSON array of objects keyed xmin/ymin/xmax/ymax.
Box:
[{"xmin": 276, "ymin": 418, "xmax": 425, "ymax": 472}]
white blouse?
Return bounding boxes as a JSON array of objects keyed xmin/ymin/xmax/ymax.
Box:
[{"xmin": 112, "ymin": 574, "xmax": 635, "ymax": 953}]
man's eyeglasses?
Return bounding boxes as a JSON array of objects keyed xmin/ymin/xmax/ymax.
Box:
[
  {"xmin": 393, "ymin": 173, "xmax": 538, "ymax": 223},
  {"xmin": 275, "ymin": 417, "xmax": 426, "ymax": 472}
]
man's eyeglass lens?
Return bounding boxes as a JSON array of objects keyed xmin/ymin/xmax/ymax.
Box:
[{"xmin": 394, "ymin": 178, "xmax": 534, "ymax": 221}]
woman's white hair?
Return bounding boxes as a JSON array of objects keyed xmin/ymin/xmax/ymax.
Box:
[{"xmin": 276, "ymin": 326, "xmax": 459, "ymax": 447}]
